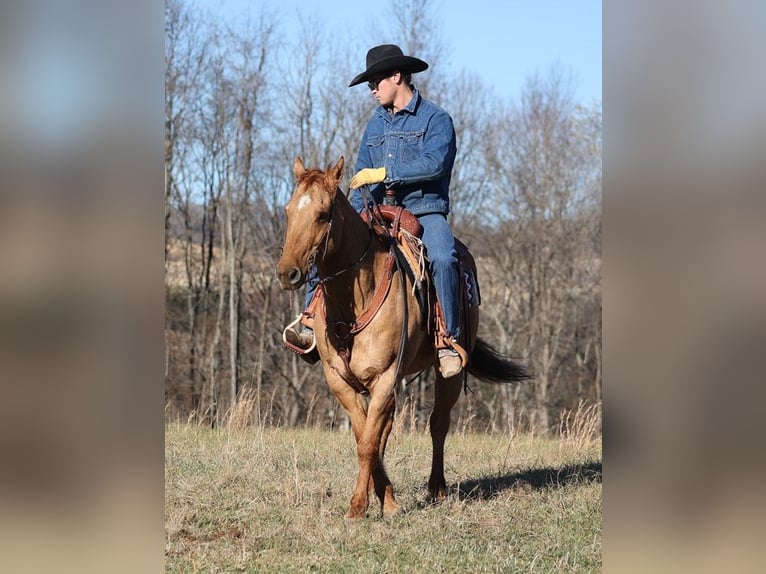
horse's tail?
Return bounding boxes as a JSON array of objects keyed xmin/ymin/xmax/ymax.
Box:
[{"xmin": 467, "ymin": 337, "xmax": 532, "ymax": 383}]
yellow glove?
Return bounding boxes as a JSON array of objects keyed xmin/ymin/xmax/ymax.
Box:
[{"xmin": 349, "ymin": 167, "xmax": 386, "ymax": 190}]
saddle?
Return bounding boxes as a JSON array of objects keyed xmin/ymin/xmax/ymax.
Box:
[
  {"xmin": 361, "ymin": 206, "xmax": 480, "ymax": 364},
  {"xmin": 283, "ymin": 205, "xmax": 481, "ymax": 372}
]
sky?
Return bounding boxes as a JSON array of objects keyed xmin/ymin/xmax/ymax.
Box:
[{"xmin": 195, "ymin": 0, "xmax": 602, "ymax": 106}]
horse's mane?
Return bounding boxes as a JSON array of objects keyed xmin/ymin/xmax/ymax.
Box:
[
  {"xmin": 297, "ymin": 169, "xmax": 326, "ymax": 187},
  {"xmin": 297, "ymin": 168, "xmax": 355, "ymax": 214}
]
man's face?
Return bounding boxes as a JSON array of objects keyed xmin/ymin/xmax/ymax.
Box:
[{"xmin": 367, "ymin": 71, "xmax": 399, "ymax": 106}]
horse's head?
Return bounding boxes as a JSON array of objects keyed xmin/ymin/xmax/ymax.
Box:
[{"xmin": 276, "ymin": 156, "xmax": 345, "ymax": 290}]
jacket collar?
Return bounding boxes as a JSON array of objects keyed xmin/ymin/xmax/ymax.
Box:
[{"xmin": 376, "ymin": 89, "xmax": 421, "ymax": 120}]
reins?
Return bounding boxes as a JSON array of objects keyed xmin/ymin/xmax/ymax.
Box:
[
  {"xmin": 317, "ymin": 229, "xmax": 373, "ymax": 285},
  {"xmin": 312, "ymin": 186, "xmax": 411, "ymax": 395},
  {"xmin": 363, "ymin": 191, "xmax": 410, "ymax": 396},
  {"xmin": 308, "ymin": 191, "xmax": 374, "ymax": 286}
]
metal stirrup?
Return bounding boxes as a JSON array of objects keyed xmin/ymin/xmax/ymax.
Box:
[{"xmin": 282, "ymin": 313, "xmax": 316, "ymax": 353}]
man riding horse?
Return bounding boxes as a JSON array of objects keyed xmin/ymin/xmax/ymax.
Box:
[{"xmin": 285, "ymin": 44, "xmax": 465, "ymax": 378}]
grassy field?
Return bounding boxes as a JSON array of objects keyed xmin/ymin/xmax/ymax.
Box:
[{"xmin": 165, "ymin": 418, "xmax": 601, "ymax": 573}]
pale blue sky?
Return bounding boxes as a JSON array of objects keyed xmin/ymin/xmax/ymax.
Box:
[{"xmin": 195, "ymin": 0, "xmax": 601, "ymax": 105}]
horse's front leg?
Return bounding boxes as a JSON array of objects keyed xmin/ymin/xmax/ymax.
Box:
[
  {"xmin": 370, "ymin": 399, "xmax": 402, "ymax": 517},
  {"xmin": 323, "ymin": 368, "xmax": 370, "ymax": 503},
  {"xmin": 346, "ymin": 387, "xmax": 399, "ymax": 519}
]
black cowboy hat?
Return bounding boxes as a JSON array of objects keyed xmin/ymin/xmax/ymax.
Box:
[{"xmin": 348, "ymin": 44, "xmax": 429, "ymax": 87}]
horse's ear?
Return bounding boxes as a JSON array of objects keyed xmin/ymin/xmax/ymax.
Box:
[
  {"xmin": 328, "ymin": 156, "xmax": 344, "ymax": 184},
  {"xmin": 293, "ymin": 156, "xmax": 306, "ymax": 179}
]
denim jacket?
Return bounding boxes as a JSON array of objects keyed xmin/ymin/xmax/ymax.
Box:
[{"xmin": 351, "ymin": 89, "xmax": 457, "ymax": 217}]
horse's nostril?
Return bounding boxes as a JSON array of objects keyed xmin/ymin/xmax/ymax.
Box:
[{"xmin": 288, "ymin": 267, "xmax": 302, "ymax": 285}]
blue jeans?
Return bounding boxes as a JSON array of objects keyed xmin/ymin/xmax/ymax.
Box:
[
  {"xmin": 303, "ymin": 212, "xmax": 460, "ymax": 340},
  {"xmin": 418, "ymin": 213, "xmax": 460, "ymax": 339}
]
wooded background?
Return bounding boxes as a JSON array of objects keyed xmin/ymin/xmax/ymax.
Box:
[{"xmin": 164, "ymin": 0, "xmax": 602, "ymax": 434}]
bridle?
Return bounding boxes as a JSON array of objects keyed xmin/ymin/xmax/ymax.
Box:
[
  {"xmin": 299, "ymin": 184, "xmax": 410, "ymax": 397},
  {"xmin": 308, "ymin": 188, "xmax": 374, "ymax": 286}
]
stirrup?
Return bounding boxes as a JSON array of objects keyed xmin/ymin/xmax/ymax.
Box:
[
  {"xmin": 282, "ymin": 313, "xmax": 316, "ymax": 354},
  {"xmin": 438, "ymin": 348, "xmax": 463, "ymax": 378},
  {"xmin": 442, "ymin": 337, "xmax": 468, "ymax": 368}
]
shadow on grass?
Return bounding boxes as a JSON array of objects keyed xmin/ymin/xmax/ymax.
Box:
[{"xmin": 454, "ymin": 460, "xmax": 602, "ymax": 501}]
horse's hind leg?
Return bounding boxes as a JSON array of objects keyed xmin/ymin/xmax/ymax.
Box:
[{"xmin": 428, "ymin": 374, "xmax": 463, "ymax": 501}]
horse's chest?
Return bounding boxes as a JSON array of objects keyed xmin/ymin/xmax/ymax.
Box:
[{"xmin": 317, "ymin": 333, "xmax": 391, "ymax": 383}]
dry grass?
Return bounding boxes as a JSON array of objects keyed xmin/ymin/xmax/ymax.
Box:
[
  {"xmin": 559, "ymin": 400, "xmax": 602, "ymax": 457},
  {"xmin": 166, "ymin": 416, "xmax": 601, "ymax": 572},
  {"xmin": 224, "ymin": 387, "xmax": 261, "ymax": 431}
]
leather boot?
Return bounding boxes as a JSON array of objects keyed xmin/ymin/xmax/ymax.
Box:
[
  {"xmin": 284, "ymin": 327, "xmax": 319, "ymax": 365},
  {"xmin": 438, "ymin": 348, "xmax": 462, "ymax": 378}
]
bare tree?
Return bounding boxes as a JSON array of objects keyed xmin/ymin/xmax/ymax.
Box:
[
  {"xmin": 164, "ymin": 0, "xmax": 601, "ymax": 434},
  {"xmin": 480, "ymin": 69, "xmax": 602, "ymax": 433},
  {"xmin": 389, "ymin": 0, "xmax": 447, "ymax": 97},
  {"xmin": 165, "ymin": 0, "xmax": 214, "ymax": 413},
  {"xmin": 213, "ymin": 18, "xmax": 276, "ymax": 412}
]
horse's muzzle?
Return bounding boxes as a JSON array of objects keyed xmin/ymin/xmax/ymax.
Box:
[{"xmin": 277, "ymin": 266, "xmax": 305, "ymax": 290}]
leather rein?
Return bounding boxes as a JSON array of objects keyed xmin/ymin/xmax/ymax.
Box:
[
  {"xmin": 310, "ymin": 199, "xmax": 373, "ymax": 286},
  {"xmin": 309, "ymin": 189, "xmax": 407, "ymax": 395}
]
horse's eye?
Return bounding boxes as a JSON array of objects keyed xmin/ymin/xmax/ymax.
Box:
[{"xmin": 317, "ymin": 211, "xmax": 330, "ymax": 223}]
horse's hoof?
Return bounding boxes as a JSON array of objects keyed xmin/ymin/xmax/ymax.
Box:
[
  {"xmin": 383, "ymin": 505, "xmax": 404, "ymax": 519},
  {"xmin": 429, "ymin": 487, "xmax": 448, "ymax": 503},
  {"xmin": 344, "ymin": 508, "xmax": 365, "ymax": 521},
  {"xmin": 428, "ymin": 478, "xmax": 447, "ymax": 500}
]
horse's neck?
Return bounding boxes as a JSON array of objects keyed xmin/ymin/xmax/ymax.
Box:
[
  {"xmin": 320, "ymin": 195, "xmax": 371, "ymax": 272},
  {"xmin": 318, "ymin": 198, "xmax": 387, "ymax": 317}
]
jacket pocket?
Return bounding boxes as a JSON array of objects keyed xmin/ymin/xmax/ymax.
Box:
[
  {"xmin": 365, "ymin": 134, "xmax": 386, "ymax": 166},
  {"xmin": 399, "ymin": 130, "xmax": 424, "ymax": 162}
]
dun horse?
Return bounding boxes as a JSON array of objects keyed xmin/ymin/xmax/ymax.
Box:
[{"xmin": 276, "ymin": 156, "xmax": 528, "ymax": 519}]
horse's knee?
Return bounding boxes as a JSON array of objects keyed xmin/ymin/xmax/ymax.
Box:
[{"xmin": 356, "ymin": 438, "xmax": 379, "ymax": 465}]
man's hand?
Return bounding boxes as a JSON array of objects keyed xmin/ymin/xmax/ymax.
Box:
[{"xmin": 349, "ymin": 167, "xmax": 386, "ymax": 189}]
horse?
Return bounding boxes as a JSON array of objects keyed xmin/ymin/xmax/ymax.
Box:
[{"xmin": 276, "ymin": 156, "xmax": 529, "ymax": 519}]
